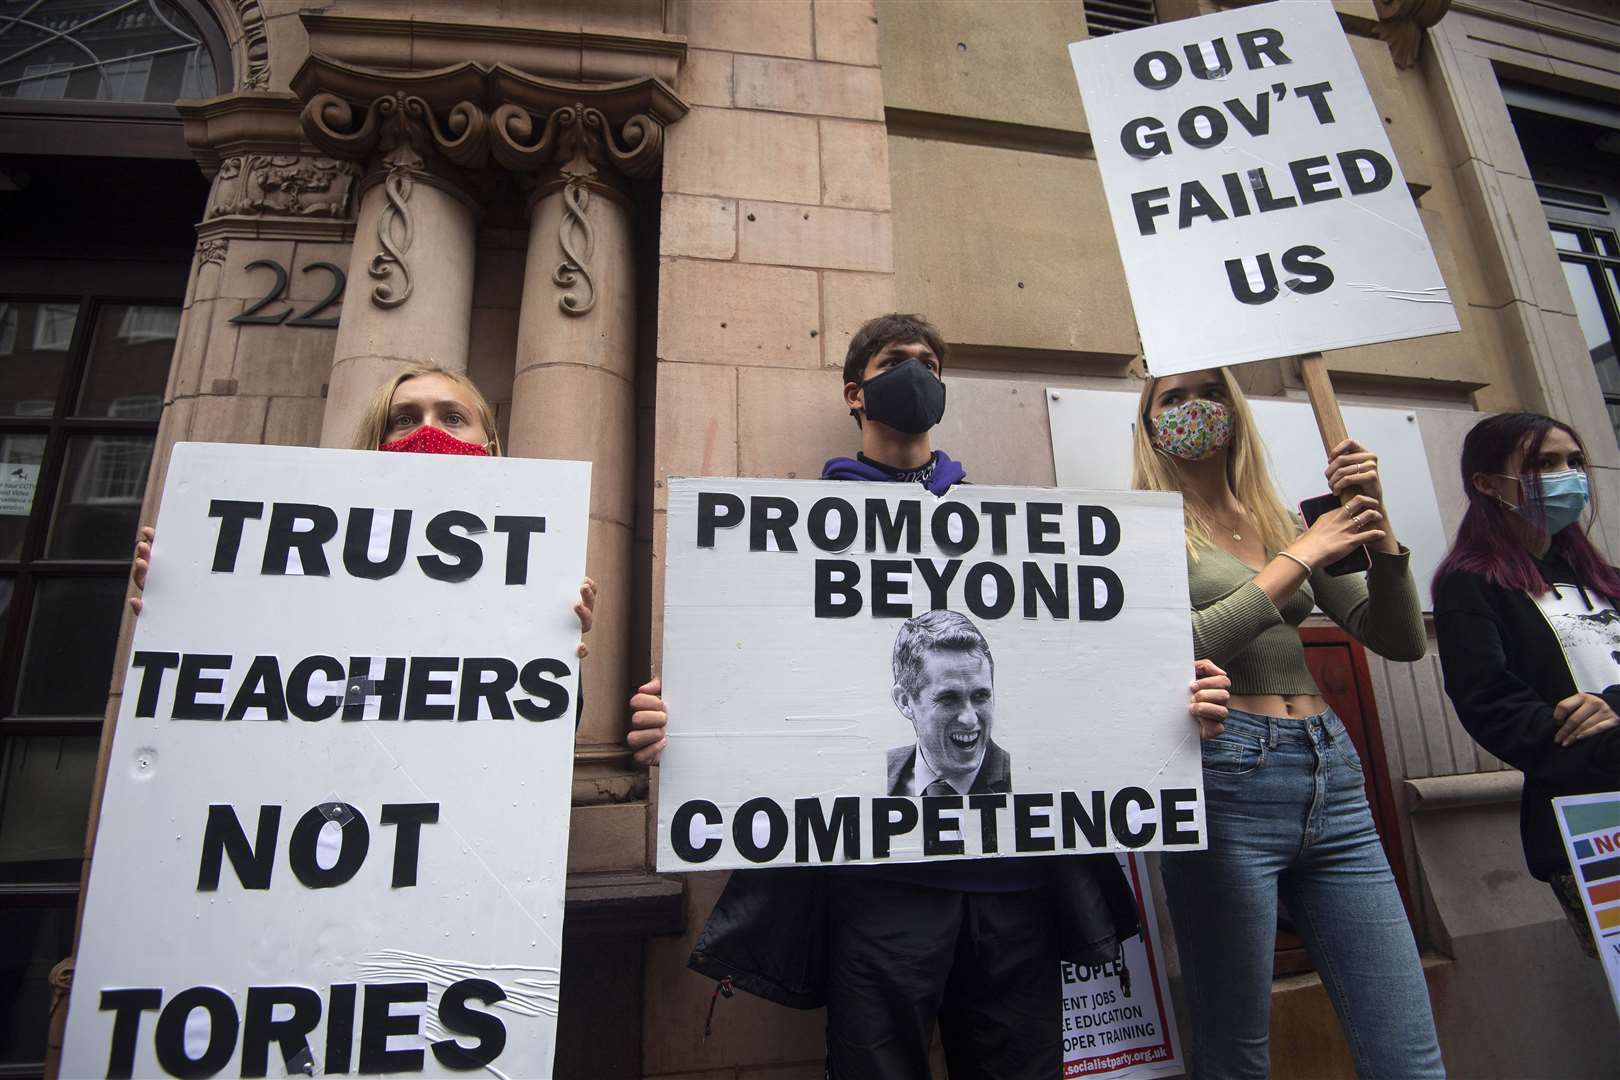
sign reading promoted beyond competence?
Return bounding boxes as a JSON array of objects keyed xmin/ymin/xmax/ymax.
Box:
[
  {"xmin": 62, "ymin": 443, "xmax": 589, "ymax": 1080},
  {"xmin": 655, "ymin": 479, "xmax": 1204, "ymax": 873},
  {"xmin": 1069, "ymin": 1, "xmax": 1458, "ymax": 376}
]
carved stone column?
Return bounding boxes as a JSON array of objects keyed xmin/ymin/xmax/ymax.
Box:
[
  {"xmin": 296, "ymin": 62, "xmax": 490, "ymax": 446},
  {"xmin": 492, "ymin": 78, "xmax": 683, "ymax": 765}
]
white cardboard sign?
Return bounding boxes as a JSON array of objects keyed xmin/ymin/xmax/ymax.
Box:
[
  {"xmin": 655, "ymin": 478, "xmax": 1205, "ymax": 873},
  {"xmin": 62, "ymin": 442, "xmax": 590, "ymax": 1080},
  {"xmin": 1062, "ymin": 855, "xmax": 1182, "ymax": 1079},
  {"xmin": 1069, "ymin": 0, "xmax": 1459, "ymax": 375}
]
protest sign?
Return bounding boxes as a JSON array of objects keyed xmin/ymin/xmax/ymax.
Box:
[
  {"xmin": 62, "ymin": 442, "xmax": 590, "ymax": 1080},
  {"xmin": 655, "ymin": 478, "xmax": 1204, "ymax": 873},
  {"xmin": 1069, "ymin": 1, "xmax": 1459, "ymax": 376},
  {"xmin": 1552, "ymin": 792, "xmax": 1620, "ymax": 1020},
  {"xmin": 1062, "ymin": 854, "xmax": 1182, "ymax": 1079}
]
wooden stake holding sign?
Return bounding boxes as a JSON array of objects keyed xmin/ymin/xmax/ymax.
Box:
[
  {"xmin": 1297, "ymin": 354, "xmax": 1351, "ymax": 456},
  {"xmin": 1296, "ymin": 353, "xmax": 1375, "ymax": 574}
]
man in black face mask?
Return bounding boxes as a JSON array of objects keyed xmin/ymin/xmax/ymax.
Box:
[
  {"xmin": 631, "ymin": 313, "xmax": 1151, "ymax": 1080},
  {"xmin": 821, "ymin": 313, "xmax": 964, "ymax": 495}
]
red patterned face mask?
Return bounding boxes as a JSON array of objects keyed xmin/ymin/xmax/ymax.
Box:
[{"xmin": 378, "ymin": 425, "xmax": 490, "ymax": 457}]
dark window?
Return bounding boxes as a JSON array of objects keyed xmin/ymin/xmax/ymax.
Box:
[
  {"xmin": 0, "ymin": 0, "xmax": 221, "ymax": 104},
  {"xmin": 1506, "ymin": 89, "xmax": 1620, "ymax": 450},
  {"xmin": 0, "ymin": 292, "xmax": 175, "ymax": 1078},
  {"xmin": 1085, "ymin": 0, "xmax": 1157, "ymax": 37},
  {"xmin": 0, "ymin": 1, "xmax": 231, "ymax": 160},
  {"xmin": 1546, "ymin": 219, "xmax": 1620, "ymax": 447}
]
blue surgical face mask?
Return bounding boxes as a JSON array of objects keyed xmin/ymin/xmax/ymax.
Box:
[{"xmin": 1536, "ymin": 468, "xmax": 1589, "ymax": 534}]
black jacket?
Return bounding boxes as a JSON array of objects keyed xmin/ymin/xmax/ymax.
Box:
[
  {"xmin": 1434, "ymin": 555, "xmax": 1620, "ymax": 880},
  {"xmin": 688, "ymin": 856, "xmax": 1141, "ymax": 1009}
]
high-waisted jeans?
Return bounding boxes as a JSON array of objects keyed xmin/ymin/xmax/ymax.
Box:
[{"xmin": 1161, "ymin": 709, "xmax": 1445, "ymax": 1079}]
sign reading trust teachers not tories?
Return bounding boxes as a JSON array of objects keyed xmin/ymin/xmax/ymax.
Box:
[
  {"xmin": 1069, "ymin": 0, "xmax": 1458, "ymax": 376},
  {"xmin": 62, "ymin": 443, "xmax": 589, "ymax": 1080},
  {"xmin": 655, "ymin": 478, "xmax": 1205, "ymax": 873}
]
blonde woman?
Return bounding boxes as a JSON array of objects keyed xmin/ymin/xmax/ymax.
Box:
[
  {"xmin": 134, "ymin": 364, "xmax": 594, "ymax": 654},
  {"xmin": 1132, "ymin": 368, "xmax": 1441, "ymax": 1079}
]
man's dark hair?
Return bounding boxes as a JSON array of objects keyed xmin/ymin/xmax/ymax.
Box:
[
  {"xmin": 841, "ymin": 312, "xmax": 948, "ymax": 392},
  {"xmin": 891, "ymin": 610, "xmax": 993, "ymax": 700}
]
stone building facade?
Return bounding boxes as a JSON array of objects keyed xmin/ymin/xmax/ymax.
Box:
[{"xmin": 1, "ymin": 1, "xmax": 1617, "ymax": 1078}]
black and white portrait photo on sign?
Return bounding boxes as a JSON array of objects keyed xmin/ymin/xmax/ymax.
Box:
[
  {"xmin": 886, "ymin": 610, "xmax": 1012, "ymax": 797},
  {"xmin": 655, "ymin": 478, "xmax": 1207, "ymax": 873}
]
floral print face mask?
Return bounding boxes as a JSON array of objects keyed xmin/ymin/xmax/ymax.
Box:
[{"xmin": 1150, "ymin": 398, "xmax": 1234, "ymax": 461}]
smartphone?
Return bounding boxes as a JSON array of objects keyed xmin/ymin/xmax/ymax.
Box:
[{"xmin": 1298, "ymin": 492, "xmax": 1371, "ymax": 576}]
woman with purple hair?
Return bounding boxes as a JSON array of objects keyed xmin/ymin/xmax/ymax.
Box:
[{"xmin": 1433, "ymin": 411, "xmax": 1620, "ymax": 956}]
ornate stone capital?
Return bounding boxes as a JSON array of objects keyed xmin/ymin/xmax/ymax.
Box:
[
  {"xmin": 288, "ymin": 57, "xmax": 688, "ymax": 316},
  {"xmin": 486, "ymin": 71, "xmax": 685, "ymax": 317},
  {"xmin": 487, "ymin": 75, "xmax": 684, "ymax": 183},
  {"xmin": 1374, "ymin": 0, "xmax": 1452, "ymax": 69},
  {"xmin": 294, "ymin": 59, "xmax": 494, "ymax": 181},
  {"xmin": 295, "ymin": 61, "xmax": 499, "ymax": 311}
]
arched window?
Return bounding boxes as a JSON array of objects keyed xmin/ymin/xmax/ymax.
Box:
[{"xmin": 0, "ymin": 0, "xmax": 231, "ymax": 156}]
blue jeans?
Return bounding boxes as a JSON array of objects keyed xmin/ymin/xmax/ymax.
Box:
[{"xmin": 1161, "ymin": 709, "xmax": 1444, "ymax": 1079}]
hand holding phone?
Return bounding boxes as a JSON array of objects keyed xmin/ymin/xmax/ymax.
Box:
[{"xmin": 1296, "ymin": 492, "xmax": 1383, "ymax": 576}]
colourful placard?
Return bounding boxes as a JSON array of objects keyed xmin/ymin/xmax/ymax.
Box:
[{"xmin": 1552, "ymin": 791, "xmax": 1620, "ymax": 1020}]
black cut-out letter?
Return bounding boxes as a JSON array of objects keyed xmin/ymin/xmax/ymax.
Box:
[
  {"xmin": 380, "ymin": 802, "xmax": 439, "ymax": 887},
  {"xmin": 432, "ymin": 978, "xmax": 508, "ymax": 1069},
  {"xmin": 197, "ymin": 803, "xmax": 280, "ymax": 890},
  {"xmin": 417, "ymin": 510, "xmax": 486, "ymax": 582},
  {"xmin": 671, "ymin": 800, "xmax": 723, "ymax": 863},
  {"xmin": 262, "ymin": 502, "xmax": 338, "ymax": 576},
  {"xmin": 154, "ymin": 987, "xmax": 238, "ymax": 1079},
  {"xmin": 359, "ymin": 983, "xmax": 426, "ymax": 1074},
  {"xmin": 241, "ymin": 986, "xmax": 322, "ymax": 1078},
  {"xmin": 516, "ymin": 658, "xmax": 571, "ymax": 721},
  {"xmin": 208, "ymin": 499, "xmax": 263, "ymax": 573},
  {"xmin": 289, "ymin": 803, "xmax": 369, "ymax": 888},
  {"xmin": 733, "ymin": 797, "xmax": 789, "ymax": 862},
  {"xmin": 343, "ymin": 508, "xmax": 411, "ymax": 579},
  {"xmin": 696, "ymin": 492, "xmax": 744, "ymax": 547},
  {"xmin": 100, "ymin": 988, "xmax": 160, "ymax": 1080}
]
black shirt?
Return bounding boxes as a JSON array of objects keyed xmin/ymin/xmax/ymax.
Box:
[{"xmin": 1434, "ymin": 552, "xmax": 1620, "ymax": 880}]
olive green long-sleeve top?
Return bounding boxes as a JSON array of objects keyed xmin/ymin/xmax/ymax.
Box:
[{"xmin": 1187, "ymin": 542, "xmax": 1428, "ymax": 695}]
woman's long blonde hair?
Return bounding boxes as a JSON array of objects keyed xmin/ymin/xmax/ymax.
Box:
[
  {"xmin": 1130, "ymin": 367, "xmax": 1296, "ymax": 558},
  {"xmin": 352, "ymin": 364, "xmax": 502, "ymax": 455}
]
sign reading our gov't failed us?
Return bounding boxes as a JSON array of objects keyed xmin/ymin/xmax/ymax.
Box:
[
  {"xmin": 656, "ymin": 479, "xmax": 1205, "ymax": 873},
  {"xmin": 1069, "ymin": 0, "xmax": 1459, "ymax": 375},
  {"xmin": 62, "ymin": 443, "xmax": 590, "ymax": 1080}
]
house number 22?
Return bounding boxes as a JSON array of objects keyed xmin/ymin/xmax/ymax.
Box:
[{"xmin": 230, "ymin": 260, "xmax": 346, "ymax": 328}]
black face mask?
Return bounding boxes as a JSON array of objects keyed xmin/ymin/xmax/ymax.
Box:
[{"xmin": 859, "ymin": 357, "xmax": 947, "ymax": 434}]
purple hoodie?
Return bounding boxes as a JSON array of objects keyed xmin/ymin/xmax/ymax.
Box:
[{"xmin": 820, "ymin": 450, "xmax": 966, "ymax": 495}]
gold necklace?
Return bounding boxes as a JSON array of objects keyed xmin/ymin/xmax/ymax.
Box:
[{"xmin": 1207, "ymin": 508, "xmax": 1249, "ymax": 542}]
